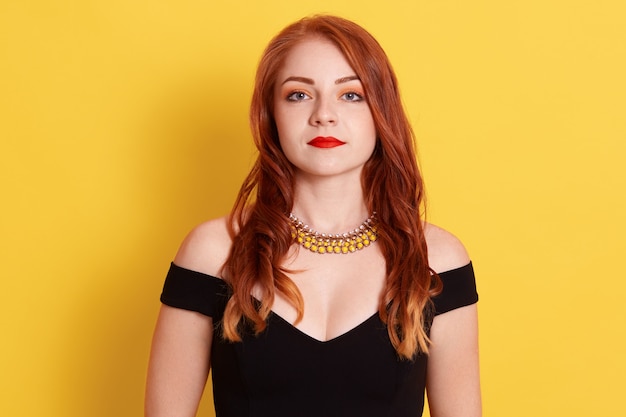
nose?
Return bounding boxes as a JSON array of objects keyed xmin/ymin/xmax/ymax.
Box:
[{"xmin": 309, "ymin": 97, "xmax": 337, "ymax": 126}]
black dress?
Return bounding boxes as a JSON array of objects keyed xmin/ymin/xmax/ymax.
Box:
[{"xmin": 160, "ymin": 262, "xmax": 478, "ymax": 417}]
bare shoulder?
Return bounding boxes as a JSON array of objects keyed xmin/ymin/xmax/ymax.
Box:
[
  {"xmin": 173, "ymin": 215, "xmax": 232, "ymax": 277},
  {"xmin": 424, "ymin": 222, "xmax": 471, "ymax": 274}
]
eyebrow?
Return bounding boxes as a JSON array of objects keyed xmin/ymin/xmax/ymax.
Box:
[{"xmin": 281, "ymin": 75, "xmax": 360, "ymax": 85}]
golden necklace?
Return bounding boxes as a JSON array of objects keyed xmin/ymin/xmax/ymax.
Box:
[{"xmin": 289, "ymin": 212, "xmax": 378, "ymax": 254}]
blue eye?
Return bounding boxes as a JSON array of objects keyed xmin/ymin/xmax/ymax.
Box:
[
  {"xmin": 342, "ymin": 91, "xmax": 364, "ymax": 102},
  {"xmin": 286, "ymin": 91, "xmax": 310, "ymax": 101}
]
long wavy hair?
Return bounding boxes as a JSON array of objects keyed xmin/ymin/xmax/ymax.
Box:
[{"xmin": 221, "ymin": 15, "xmax": 442, "ymax": 359}]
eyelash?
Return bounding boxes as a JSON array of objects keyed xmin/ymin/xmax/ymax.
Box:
[
  {"xmin": 285, "ymin": 90, "xmax": 365, "ymax": 102},
  {"xmin": 286, "ymin": 91, "xmax": 310, "ymax": 101},
  {"xmin": 341, "ymin": 91, "xmax": 364, "ymax": 102}
]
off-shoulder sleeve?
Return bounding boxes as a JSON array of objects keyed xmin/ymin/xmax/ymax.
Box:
[
  {"xmin": 160, "ymin": 262, "xmax": 229, "ymax": 318},
  {"xmin": 432, "ymin": 262, "xmax": 478, "ymax": 316}
]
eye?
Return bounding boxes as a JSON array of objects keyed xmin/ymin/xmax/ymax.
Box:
[
  {"xmin": 341, "ymin": 91, "xmax": 364, "ymax": 102},
  {"xmin": 286, "ymin": 91, "xmax": 311, "ymax": 101}
]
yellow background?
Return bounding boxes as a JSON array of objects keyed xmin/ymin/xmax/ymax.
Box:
[{"xmin": 1, "ymin": 1, "xmax": 625, "ymax": 416}]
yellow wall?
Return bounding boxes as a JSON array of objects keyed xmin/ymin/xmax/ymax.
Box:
[{"xmin": 1, "ymin": 1, "xmax": 624, "ymax": 416}]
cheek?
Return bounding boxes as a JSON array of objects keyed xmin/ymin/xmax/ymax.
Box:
[
  {"xmin": 274, "ymin": 113, "xmax": 296, "ymax": 153},
  {"xmin": 274, "ymin": 107, "xmax": 307, "ymax": 144},
  {"xmin": 274, "ymin": 117, "xmax": 291, "ymax": 145},
  {"xmin": 361, "ymin": 112, "xmax": 377, "ymax": 142},
  {"xmin": 273, "ymin": 105, "xmax": 291, "ymax": 130}
]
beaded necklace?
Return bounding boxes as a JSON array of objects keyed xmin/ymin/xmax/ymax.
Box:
[{"xmin": 289, "ymin": 212, "xmax": 378, "ymax": 254}]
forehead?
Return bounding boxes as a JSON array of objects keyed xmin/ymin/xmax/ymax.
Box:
[{"xmin": 277, "ymin": 37, "xmax": 356, "ymax": 80}]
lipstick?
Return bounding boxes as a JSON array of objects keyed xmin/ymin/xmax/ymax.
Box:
[{"xmin": 307, "ymin": 136, "xmax": 346, "ymax": 148}]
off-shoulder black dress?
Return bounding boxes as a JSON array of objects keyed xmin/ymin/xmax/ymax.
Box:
[{"xmin": 160, "ymin": 262, "xmax": 478, "ymax": 417}]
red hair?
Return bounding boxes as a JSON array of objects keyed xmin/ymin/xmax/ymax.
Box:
[{"xmin": 222, "ymin": 15, "xmax": 442, "ymax": 359}]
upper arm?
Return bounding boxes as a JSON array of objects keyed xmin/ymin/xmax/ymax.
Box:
[
  {"xmin": 426, "ymin": 304, "xmax": 481, "ymax": 417},
  {"xmin": 145, "ymin": 305, "xmax": 213, "ymax": 417},
  {"xmin": 424, "ymin": 222, "xmax": 481, "ymax": 416},
  {"xmin": 145, "ymin": 217, "xmax": 231, "ymax": 417}
]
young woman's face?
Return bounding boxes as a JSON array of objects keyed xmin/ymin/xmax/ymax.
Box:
[{"xmin": 273, "ymin": 37, "xmax": 377, "ymax": 180}]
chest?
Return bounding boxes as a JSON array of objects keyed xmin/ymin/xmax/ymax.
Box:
[{"xmin": 259, "ymin": 245, "xmax": 387, "ymax": 342}]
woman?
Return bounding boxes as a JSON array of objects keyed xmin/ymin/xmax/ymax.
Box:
[{"xmin": 146, "ymin": 15, "xmax": 481, "ymax": 417}]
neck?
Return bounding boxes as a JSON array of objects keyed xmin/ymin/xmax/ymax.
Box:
[{"xmin": 291, "ymin": 175, "xmax": 370, "ymax": 232}]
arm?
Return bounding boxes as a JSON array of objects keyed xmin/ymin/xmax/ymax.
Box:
[
  {"xmin": 426, "ymin": 304, "xmax": 482, "ymax": 417},
  {"xmin": 145, "ymin": 218, "xmax": 230, "ymax": 417},
  {"xmin": 424, "ymin": 223, "xmax": 482, "ymax": 416},
  {"xmin": 145, "ymin": 305, "xmax": 213, "ymax": 417}
]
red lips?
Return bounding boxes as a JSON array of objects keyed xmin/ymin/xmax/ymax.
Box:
[{"xmin": 307, "ymin": 136, "xmax": 346, "ymax": 148}]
